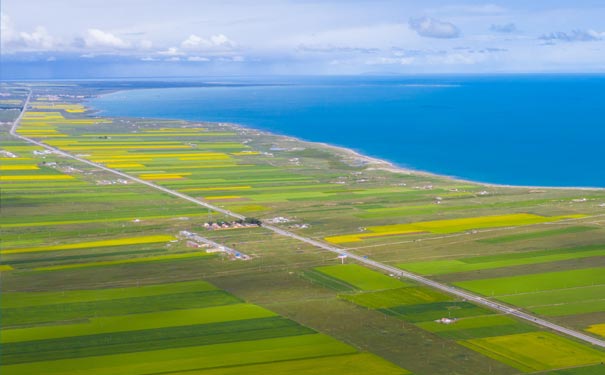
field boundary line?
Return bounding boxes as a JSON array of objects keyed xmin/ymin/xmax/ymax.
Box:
[{"xmin": 10, "ymin": 90, "xmax": 605, "ymax": 349}]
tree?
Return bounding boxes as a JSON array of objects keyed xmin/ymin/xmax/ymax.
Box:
[{"xmin": 244, "ymin": 217, "xmax": 262, "ymax": 226}]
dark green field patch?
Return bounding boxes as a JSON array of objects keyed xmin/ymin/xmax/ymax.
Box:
[
  {"xmin": 429, "ymin": 324, "xmax": 537, "ymax": 340},
  {"xmin": 300, "ymin": 270, "xmax": 358, "ymax": 292},
  {"xmin": 6, "ymin": 248, "xmax": 167, "ymax": 267},
  {"xmin": 340, "ymin": 287, "xmax": 448, "ymax": 309},
  {"xmin": 478, "ymin": 226, "xmax": 596, "ymax": 244},
  {"xmin": 2, "ymin": 290, "xmax": 240, "ymax": 327},
  {"xmin": 549, "ymin": 364, "xmax": 605, "ymax": 375},
  {"xmin": 380, "ymin": 302, "xmax": 493, "ymax": 323},
  {"xmin": 2, "ymin": 317, "xmax": 313, "ymax": 365},
  {"xmin": 461, "ymin": 243, "xmax": 605, "ymax": 264}
]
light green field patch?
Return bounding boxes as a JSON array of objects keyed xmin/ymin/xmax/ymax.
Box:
[
  {"xmin": 460, "ymin": 332, "xmax": 605, "ymax": 372},
  {"xmin": 398, "ymin": 246, "xmax": 605, "ymax": 275},
  {"xmin": 497, "ymin": 284, "xmax": 605, "ymax": 309},
  {"xmin": 225, "ymin": 204, "xmax": 267, "ymax": 213},
  {"xmin": 3, "ymin": 280, "xmax": 217, "ymax": 308},
  {"xmin": 454, "ymin": 267, "xmax": 605, "ymax": 296},
  {"xmin": 1, "ymin": 304, "xmax": 276, "ymax": 343},
  {"xmin": 341, "ymin": 287, "xmax": 449, "ymax": 309},
  {"xmin": 415, "ymin": 314, "xmax": 537, "ymax": 339},
  {"xmin": 530, "ymin": 300, "xmax": 605, "ymax": 317},
  {"xmin": 34, "ymin": 252, "xmax": 212, "ymax": 271},
  {"xmin": 178, "ymin": 353, "xmax": 410, "ymax": 375},
  {"xmin": 2, "ymin": 212, "xmax": 208, "ymax": 228},
  {"xmin": 479, "ymin": 226, "xmax": 597, "ymax": 244},
  {"xmin": 417, "ymin": 315, "xmax": 523, "ymax": 333},
  {"xmin": 315, "ymin": 264, "xmax": 407, "ymax": 291},
  {"xmin": 0, "ymin": 334, "xmax": 356, "ymax": 375}
]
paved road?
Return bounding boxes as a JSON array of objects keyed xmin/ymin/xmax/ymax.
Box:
[{"xmin": 10, "ymin": 91, "xmax": 605, "ymax": 349}]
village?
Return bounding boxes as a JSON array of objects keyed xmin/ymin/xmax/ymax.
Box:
[{"xmin": 178, "ymin": 230, "xmax": 251, "ymax": 260}]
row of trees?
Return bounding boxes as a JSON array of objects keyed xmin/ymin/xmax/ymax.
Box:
[{"xmin": 206, "ymin": 217, "xmax": 262, "ymax": 226}]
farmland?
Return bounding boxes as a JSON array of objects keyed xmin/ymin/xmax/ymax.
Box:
[
  {"xmin": 460, "ymin": 332, "xmax": 605, "ymax": 372},
  {"xmin": 1, "ymin": 278, "xmax": 405, "ymax": 375},
  {"xmin": 1, "ymin": 82, "xmax": 605, "ymax": 374}
]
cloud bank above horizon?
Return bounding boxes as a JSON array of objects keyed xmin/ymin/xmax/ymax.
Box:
[{"xmin": 2, "ymin": 0, "xmax": 605, "ymax": 78}]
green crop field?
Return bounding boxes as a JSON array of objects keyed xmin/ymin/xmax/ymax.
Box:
[
  {"xmin": 496, "ymin": 285, "xmax": 605, "ymax": 315},
  {"xmin": 1, "ymin": 334, "xmax": 357, "ymax": 375},
  {"xmin": 478, "ymin": 226, "xmax": 597, "ymax": 244},
  {"xmin": 460, "ymin": 332, "xmax": 605, "ymax": 372},
  {"xmin": 183, "ymin": 353, "xmax": 411, "ymax": 375},
  {"xmin": 3, "ymin": 82, "xmax": 605, "ymax": 375},
  {"xmin": 341, "ymin": 286, "xmax": 449, "ymax": 309},
  {"xmin": 315, "ymin": 264, "xmax": 407, "ymax": 290},
  {"xmin": 399, "ymin": 244, "xmax": 605, "ymax": 275},
  {"xmin": 416, "ymin": 315, "xmax": 537, "ymax": 340},
  {"xmin": 1, "ymin": 304, "xmax": 277, "ymax": 343},
  {"xmin": 454, "ymin": 268, "xmax": 605, "ymax": 296}
]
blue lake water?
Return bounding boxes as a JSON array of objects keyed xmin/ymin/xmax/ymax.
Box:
[{"xmin": 89, "ymin": 75, "xmax": 605, "ymax": 187}]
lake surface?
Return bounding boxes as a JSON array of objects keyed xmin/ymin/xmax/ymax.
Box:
[{"xmin": 89, "ymin": 75, "xmax": 605, "ymax": 187}]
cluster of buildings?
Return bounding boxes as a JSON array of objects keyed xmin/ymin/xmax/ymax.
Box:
[
  {"xmin": 435, "ymin": 317, "xmax": 457, "ymax": 325},
  {"xmin": 179, "ymin": 230, "xmax": 250, "ymax": 260},
  {"xmin": 202, "ymin": 221, "xmax": 258, "ymax": 230}
]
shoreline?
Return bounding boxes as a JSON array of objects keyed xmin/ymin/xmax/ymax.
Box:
[{"xmin": 87, "ymin": 89, "xmax": 604, "ymax": 192}]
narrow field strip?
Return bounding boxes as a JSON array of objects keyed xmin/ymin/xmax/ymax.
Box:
[
  {"xmin": 2, "ymin": 280, "xmax": 217, "ymax": 308},
  {"xmin": 1, "ymin": 235, "xmax": 175, "ymax": 255},
  {"xmin": 315, "ymin": 264, "xmax": 407, "ymax": 291},
  {"xmin": 0, "ymin": 334, "xmax": 356, "ymax": 375},
  {"xmin": 2, "ymin": 304, "xmax": 277, "ymax": 343},
  {"xmin": 459, "ymin": 332, "xmax": 605, "ymax": 372},
  {"xmin": 32, "ymin": 252, "xmax": 211, "ymax": 271}
]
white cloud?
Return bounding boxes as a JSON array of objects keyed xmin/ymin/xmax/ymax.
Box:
[
  {"xmin": 1, "ymin": 13, "xmax": 17, "ymax": 43},
  {"xmin": 409, "ymin": 17, "xmax": 460, "ymax": 39},
  {"xmin": 158, "ymin": 47, "xmax": 184, "ymax": 56},
  {"xmin": 139, "ymin": 39, "xmax": 153, "ymax": 49},
  {"xmin": 84, "ymin": 28, "xmax": 130, "ymax": 49},
  {"xmin": 187, "ymin": 56, "xmax": 210, "ymax": 62},
  {"xmin": 540, "ymin": 29, "xmax": 605, "ymax": 43},
  {"xmin": 490, "ymin": 23, "xmax": 517, "ymax": 33},
  {"xmin": 1, "ymin": 13, "xmax": 56, "ymax": 51},
  {"xmin": 181, "ymin": 33, "xmax": 235, "ymax": 50},
  {"xmin": 155, "ymin": 34, "xmax": 237, "ymax": 60},
  {"xmin": 19, "ymin": 26, "xmax": 55, "ymax": 49},
  {"xmin": 433, "ymin": 4, "xmax": 507, "ymax": 15},
  {"xmin": 428, "ymin": 52, "xmax": 482, "ymax": 65},
  {"xmin": 365, "ymin": 56, "xmax": 415, "ymax": 65}
]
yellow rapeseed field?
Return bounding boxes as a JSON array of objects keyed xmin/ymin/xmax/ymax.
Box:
[
  {"xmin": 204, "ymin": 195, "xmax": 242, "ymax": 200},
  {"xmin": 105, "ymin": 163, "xmax": 145, "ymax": 168},
  {"xmin": 325, "ymin": 213, "xmax": 587, "ymax": 244},
  {"xmin": 0, "ymin": 175, "xmax": 75, "ymax": 181},
  {"xmin": 180, "ymin": 186, "xmax": 252, "ymax": 192},
  {"xmin": 0, "ymin": 165, "xmax": 40, "ymax": 171},
  {"xmin": 586, "ymin": 324, "xmax": 605, "ymax": 337},
  {"xmin": 1, "ymin": 235, "xmax": 176, "ymax": 255},
  {"xmin": 139, "ymin": 173, "xmax": 191, "ymax": 180}
]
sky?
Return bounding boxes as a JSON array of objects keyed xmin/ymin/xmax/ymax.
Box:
[{"xmin": 2, "ymin": 0, "xmax": 605, "ymax": 78}]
